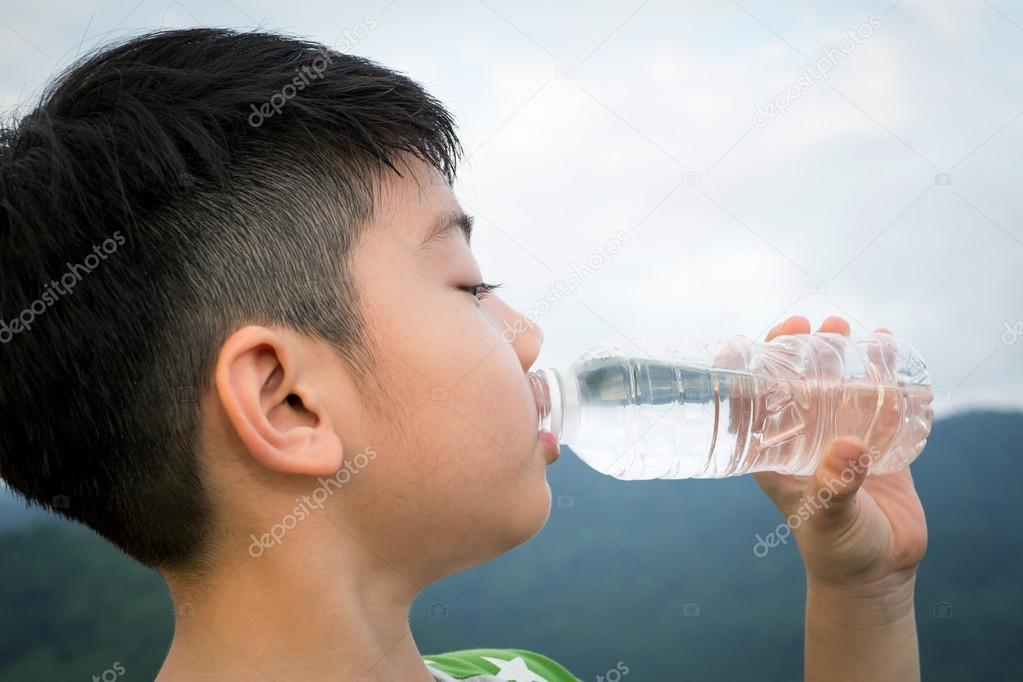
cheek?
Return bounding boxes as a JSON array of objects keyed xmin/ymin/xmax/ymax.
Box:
[
  {"xmin": 351, "ymin": 312, "xmax": 549, "ymax": 559},
  {"xmin": 455, "ymin": 349, "xmax": 536, "ymax": 454},
  {"xmin": 399, "ymin": 349, "xmax": 536, "ymax": 477},
  {"xmin": 392, "ymin": 335, "xmax": 539, "ymax": 493},
  {"xmin": 359, "ymin": 279, "xmax": 540, "ymax": 480}
]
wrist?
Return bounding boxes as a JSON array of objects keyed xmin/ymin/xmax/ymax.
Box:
[
  {"xmin": 807, "ymin": 571, "xmax": 917, "ymax": 626},
  {"xmin": 805, "ymin": 572, "xmax": 921, "ymax": 682}
]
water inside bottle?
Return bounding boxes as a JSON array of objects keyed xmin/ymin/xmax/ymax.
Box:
[{"xmin": 553, "ymin": 355, "xmax": 933, "ymax": 480}]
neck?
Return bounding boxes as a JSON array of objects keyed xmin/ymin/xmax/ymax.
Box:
[{"xmin": 156, "ymin": 526, "xmax": 435, "ymax": 682}]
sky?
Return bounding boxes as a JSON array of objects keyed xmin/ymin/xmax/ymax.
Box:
[{"xmin": 1, "ymin": 0, "xmax": 1020, "ymax": 418}]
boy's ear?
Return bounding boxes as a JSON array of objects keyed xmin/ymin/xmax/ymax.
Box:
[{"xmin": 214, "ymin": 325, "xmax": 344, "ymax": 476}]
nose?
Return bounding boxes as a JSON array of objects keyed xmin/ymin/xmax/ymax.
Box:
[
  {"xmin": 490, "ymin": 297, "xmax": 543, "ymax": 371},
  {"xmin": 513, "ymin": 315, "xmax": 543, "ymax": 372}
]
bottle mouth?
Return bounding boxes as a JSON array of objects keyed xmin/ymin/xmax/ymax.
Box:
[{"xmin": 528, "ymin": 369, "xmax": 563, "ymax": 438}]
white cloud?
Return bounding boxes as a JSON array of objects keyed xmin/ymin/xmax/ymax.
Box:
[{"xmin": 0, "ymin": 0, "xmax": 1018, "ymax": 415}]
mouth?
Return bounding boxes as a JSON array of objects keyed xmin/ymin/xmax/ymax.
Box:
[
  {"xmin": 530, "ymin": 372, "xmax": 560, "ymax": 463},
  {"xmin": 538, "ymin": 430, "xmax": 560, "ymax": 463}
]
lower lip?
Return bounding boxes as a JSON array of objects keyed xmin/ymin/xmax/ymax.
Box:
[{"xmin": 538, "ymin": 430, "xmax": 560, "ymax": 462}]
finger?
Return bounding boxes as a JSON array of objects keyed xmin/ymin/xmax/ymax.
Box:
[
  {"xmin": 766, "ymin": 315, "xmax": 811, "ymax": 342},
  {"xmin": 871, "ymin": 325, "xmax": 896, "ymax": 374},
  {"xmin": 760, "ymin": 316, "xmax": 811, "ymax": 437},
  {"xmin": 814, "ymin": 317, "xmax": 849, "ymax": 385},
  {"xmin": 714, "ymin": 338, "xmax": 748, "ymax": 434},
  {"xmin": 866, "ymin": 326, "xmax": 900, "ymax": 454},
  {"xmin": 816, "ymin": 315, "xmax": 850, "ymax": 336},
  {"xmin": 804, "ymin": 436, "xmax": 870, "ymax": 523},
  {"xmin": 874, "ymin": 326, "xmax": 896, "ymax": 372}
]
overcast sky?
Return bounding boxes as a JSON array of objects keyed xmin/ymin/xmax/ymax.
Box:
[{"xmin": 1, "ymin": 0, "xmax": 1020, "ymax": 417}]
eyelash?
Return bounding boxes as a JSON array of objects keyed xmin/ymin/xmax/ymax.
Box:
[{"xmin": 461, "ymin": 281, "xmax": 503, "ymax": 300}]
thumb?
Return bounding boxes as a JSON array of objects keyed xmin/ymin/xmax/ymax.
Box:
[{"xmin": 805, "ymin": 436, "xmax": 871, "ymax": 520}]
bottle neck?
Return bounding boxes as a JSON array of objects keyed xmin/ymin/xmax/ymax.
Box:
[{"xmin": 529, "ymin": 368, "xmax": 575, "ymax": 442}]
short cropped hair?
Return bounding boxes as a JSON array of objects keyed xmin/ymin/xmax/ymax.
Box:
[{"xmin": 0, "ymin": 28, "xmax": 461, "ymax": 572}]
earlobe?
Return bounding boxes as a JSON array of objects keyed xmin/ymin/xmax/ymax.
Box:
[{"xmin": 214, "ymin": 325, "xmax": 345, "ymax": 477}]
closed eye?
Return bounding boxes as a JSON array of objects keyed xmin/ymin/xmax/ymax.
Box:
[{"xmin": 460, "ymin": 281, "xmax": 503, "ymax": 300}]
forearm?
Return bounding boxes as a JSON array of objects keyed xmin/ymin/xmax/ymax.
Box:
[{"xmin": 804, "ymin": 575, "xmax": 919, "ymax": 682}]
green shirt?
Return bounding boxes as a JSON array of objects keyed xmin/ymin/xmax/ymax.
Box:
[{"xmin": 424, "ymin": 648, "xmax": 581, "ymax": 682}]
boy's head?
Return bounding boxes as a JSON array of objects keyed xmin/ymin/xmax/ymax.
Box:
[{"xmin": 0, "ymin": 28, "xmax": 551, "ymax": 583}]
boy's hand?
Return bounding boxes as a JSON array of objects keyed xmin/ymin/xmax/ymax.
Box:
[{"xmin": 751, "ymin": 315, "xmax": 928, "ymax": 597}]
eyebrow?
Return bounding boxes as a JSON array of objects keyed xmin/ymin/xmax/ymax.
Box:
[{"xmin": 419, "ymin": 210, "xmax": 474, "ymax": 249}]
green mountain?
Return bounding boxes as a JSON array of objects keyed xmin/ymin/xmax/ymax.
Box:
[{"xmin": 1, "ymin": 410, "xmax": 1020, "ymax": 681}]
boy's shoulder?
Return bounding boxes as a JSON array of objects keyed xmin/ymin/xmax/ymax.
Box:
[{"xmin": 423, "ymin": 647, "xmax": 581, "ymax": 682}]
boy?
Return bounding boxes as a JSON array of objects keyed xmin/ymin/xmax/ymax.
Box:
[{"xmin": 0, "ymin": 29, "xmax": 926, "ymax": 681}]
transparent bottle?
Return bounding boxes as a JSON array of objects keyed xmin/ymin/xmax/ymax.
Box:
[{"xmin": 529, "ymin": 332, "xmax": 934, "ymax": 479}]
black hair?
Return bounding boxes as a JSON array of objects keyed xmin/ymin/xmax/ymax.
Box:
[{"xmin": 0, "ymin": 28, "xmax": 461, "ymax": 573}]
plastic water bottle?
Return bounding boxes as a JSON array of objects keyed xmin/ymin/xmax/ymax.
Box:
[{"xmin": 528, "ymin": 332, "xmax": 934, "ymax": 479}]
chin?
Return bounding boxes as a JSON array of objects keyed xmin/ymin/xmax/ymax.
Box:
[
  {"xmin": 510, "ymin": 478, "xmax": 552, "ymax": 549},
  {"xmin": 449, "ymin": 493, "xmax": 550, "ymax": 577}
]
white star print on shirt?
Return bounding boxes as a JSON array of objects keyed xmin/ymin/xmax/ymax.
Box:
[{"xmin": 480, "ymin": 655, "xmax": 551, "ymax": 682}]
